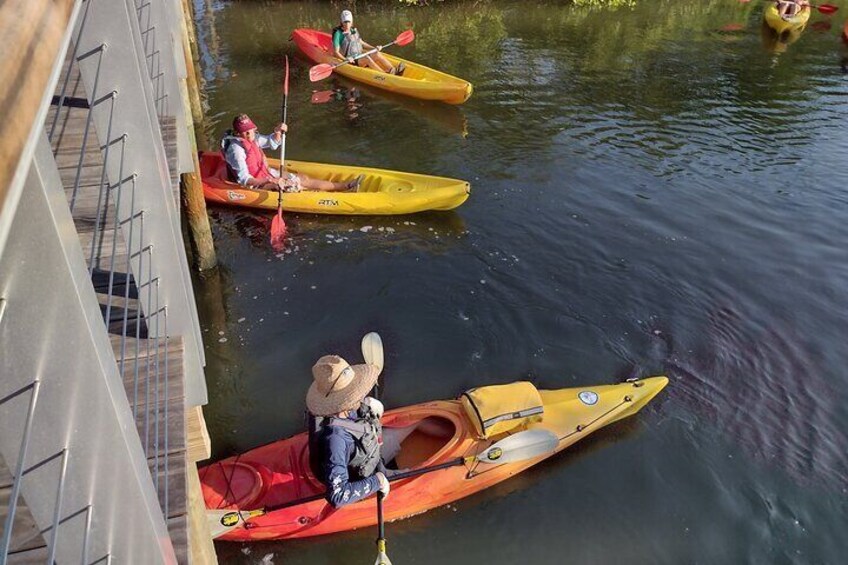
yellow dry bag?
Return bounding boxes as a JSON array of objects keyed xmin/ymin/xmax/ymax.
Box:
[{"xmin": 460, "ymin": 381, "xmax": 544, "ymax": 439}]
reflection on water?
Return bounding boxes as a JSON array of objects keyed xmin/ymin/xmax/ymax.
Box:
[{"xmin": 194, "ymin": 0, "xmax": 848, "ymax": 563}]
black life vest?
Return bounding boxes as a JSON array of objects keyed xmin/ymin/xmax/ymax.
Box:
[{"xmin": 308, "ymin": 404, "xmax": 382, "ymax": 480}]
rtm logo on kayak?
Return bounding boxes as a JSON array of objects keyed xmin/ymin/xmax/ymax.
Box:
[
  {"xmin": 227, "ymin": 191, "xmax": 246, "ymax": 201},
  {"xmin": 485, "ymin": 447, "xmax": 503, "ymax": 462},
  {"xmin": 318, "ymin": 199, "xmax": 339, "ymax": 206},
  {"xmin": 373, "ymin": 75, "xmax": 386, "ymax": 82}
]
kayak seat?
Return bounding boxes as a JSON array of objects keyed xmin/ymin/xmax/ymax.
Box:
[
  {"xmin": 201, "ymin": 460, "xmax": 273, "ymax": 509},
  {"xmin": 394, "ymin": 416, "xmax": 455, "ymax": 470}
]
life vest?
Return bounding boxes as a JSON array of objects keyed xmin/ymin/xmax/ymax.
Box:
[
  {"xmin": 333, "ymin": 25, "xmax": 363, "ymax": 59},
  {"xmin": 308, "ymin": 403, "xmax": 383, "ymax": 480},
  {"xmin": 221, "ymin": 133, "xmax": 273, "ymax": 183}
]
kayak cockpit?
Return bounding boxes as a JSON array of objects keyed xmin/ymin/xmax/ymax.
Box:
[{"xmin": 384, "ymin": 416, "xmax": 456, "ymax": 470}]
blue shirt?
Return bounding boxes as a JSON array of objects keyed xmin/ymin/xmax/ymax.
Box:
[
  {"xmin": 221, "ymin": 134, "xmax": 280, "ymax": 185},
  {"xmin": 321, "ymin": 423, "xmax": 381, "ymax": 508}
]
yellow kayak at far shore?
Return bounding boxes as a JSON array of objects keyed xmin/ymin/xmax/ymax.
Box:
[
  {"xmin": 763, "ymin": 3, "xmax": 810, "ymax": 35},
  {"xmin": 293, "ymin": 28, "xmax": 473, "ymax": 105}
]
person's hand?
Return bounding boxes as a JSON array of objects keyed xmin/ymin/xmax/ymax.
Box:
[
  {"xmin": 274, "ymin": 123, "xmax": 288, "ymax": 134},
  {"xmin": 375, "ymin": 472, "xmax": 390, "ymax": 499},
  {"xmin": 361, "ymin": 397, "xmax": 384, "ymax": 419},
  {"xmin": 376, "ymin": 45, "xmax": 383, "ymax": 52},
  {"xmin": 347, "ymin": 56, "xmax": 356, "ymax": 64}
]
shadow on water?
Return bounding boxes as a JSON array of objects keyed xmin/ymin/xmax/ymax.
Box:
[
  {"xmin": 310, "ymin": 74, "xmax": 470, "ymax": 138},
  {"xmin": 206, "ymin": 204, "xmax": 468, "ymax": 254}
]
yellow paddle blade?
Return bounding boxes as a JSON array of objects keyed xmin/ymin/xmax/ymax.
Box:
[{"xmin": 374, "ymin": 539, "xmax": 392, "ymax": 565}]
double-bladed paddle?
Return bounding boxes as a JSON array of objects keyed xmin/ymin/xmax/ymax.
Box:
[
  {"xmin": 309, "ymin": 29, "xmax": 415, "ymax": 82},
  {"xmin": 206, "ymin": 427, "xmax": 559, "ymax": 539},
  {"xmin": 737, "ymin": 0, "xmax": 838, "ymax": 15}
]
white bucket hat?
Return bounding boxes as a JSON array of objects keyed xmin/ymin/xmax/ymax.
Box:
[
  {"xmin": 306, "ymin": 355, "xmax": 380, "ymax": 416},
  {"xmin": 340, "ymin": 10, "xmax": 353, "ymax": 23}
]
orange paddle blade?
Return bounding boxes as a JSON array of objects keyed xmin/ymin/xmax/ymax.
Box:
[
  {"xmin": 309, "ymin": 63, "xmax": 334, "ymax": 82},
  {"xmin": 270, "ymin": 208, "xmax": 287, "ymax": 249},
  {"xmin": 311, "ymin": 90, "xmax": 334, "ymax": 104},
  {"xmin": 395, "ymin": 29, "xmax": 415, "ymax": 46}
]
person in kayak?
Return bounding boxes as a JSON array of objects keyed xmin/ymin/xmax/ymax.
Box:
[
  {"xmin": 306, "ymin": 354, "xmax": 392, "ymax": 508},
  {"xmin": 776, "ymin": 0, "xmax": 808, "ymax": 19},
  {"xmin": 332, "ymin": 9, "xmax": 405, "ymax": 76},
  {"xmin": 222, "ymin": 114, "xmax": 362, "ymax": 192}
]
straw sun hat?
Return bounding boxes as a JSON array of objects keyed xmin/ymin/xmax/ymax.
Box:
[{"xmin": 306, "ymin": 355, "xmax": 381, "ymax": 416}]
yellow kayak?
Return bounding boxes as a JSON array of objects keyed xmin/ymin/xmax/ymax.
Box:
[
  {"xmin": 764, "ymin": 3, "xmax": 810, "ymax": 34},
  {"xmin": 293, "ymin": 28, "xmax": 473, "ymax": 105},
  {"xmin": 200, "ymin": 152, "xmax": 470, "ymax": 215}
]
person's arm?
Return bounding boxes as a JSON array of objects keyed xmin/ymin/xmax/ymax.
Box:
[
  {"xmin": 324, "ymin": 432, "xmax": 381, "ymax": 508},
  {"xmin": 256, "ymin": 129, "xmax": 283, "ymax": 152},
  {"xmin": 332, "ymin": 30, "xmax": 351, "ymax": 62}
]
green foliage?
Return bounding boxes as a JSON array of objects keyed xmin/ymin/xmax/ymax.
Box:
[{"xmin": 571, "ymin": 0, "xmax": 637, "ymax": 7}]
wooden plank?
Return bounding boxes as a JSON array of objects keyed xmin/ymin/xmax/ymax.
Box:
[
  {"xmin": 149, "ymin": 453, "xmax": 187, "ymax": 520},
  {"xmin": 187, "ymin": 464, "xmax": 218, "ymax": 565},
  {"xmin": 0, "ymin": 0, "xmax": 76, "ymax": 214},
  {"xmin": 187, "ymin": 405, "xmax": 211, "ymax": 463},
  {"xmin": 167, "ymin": 514, "xmax": 189, "ymax": 565}
]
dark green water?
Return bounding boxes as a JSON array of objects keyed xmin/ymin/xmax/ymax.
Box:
[{"xmin": 191, "ymin": 1, "xmax": 848, "ymax": 563}]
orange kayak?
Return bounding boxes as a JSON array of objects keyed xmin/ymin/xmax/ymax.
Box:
[
  {"xmin": 292, "ymin": 28, "xmax": 473, "ymax": 104},
  {"xmin": 201, "ymin": 376, "xmax": 668, "ymax": 541}
]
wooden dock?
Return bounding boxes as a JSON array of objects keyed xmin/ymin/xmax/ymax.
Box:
[{"xmin": 2, "ymin": 51, "xmax": 215, "ymax": 565}]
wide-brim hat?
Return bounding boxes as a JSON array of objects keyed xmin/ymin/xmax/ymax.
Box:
[{"xmin": 306, "ymin": 354, "xmax": 380, "ymax": 416}]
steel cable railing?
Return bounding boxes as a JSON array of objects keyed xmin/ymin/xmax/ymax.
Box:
[{"xmin": 2, "ymin": 0, "xmax": 203, "ymax": 560}]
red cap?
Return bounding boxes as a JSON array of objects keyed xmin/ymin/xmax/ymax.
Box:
[{"xmin": 233, "ymin": 114, "xmax": 257, "ymax": 134}]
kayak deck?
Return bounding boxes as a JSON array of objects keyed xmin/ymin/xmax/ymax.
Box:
[
  {"xmin": 202, "ymin": 376, "xmax": 668, "ymax": 541},
  {"xmin": 200, "ymin": 152, "xmax": 470, "ymax": 215},
  {"xmin": 292, "ymin": 28, "xmax": 473, "ymax": 104}
]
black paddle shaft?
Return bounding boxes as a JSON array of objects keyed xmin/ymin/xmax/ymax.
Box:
[{"xmin": 377, "ymin": 492, "xmax": 385, "ymax": 539}]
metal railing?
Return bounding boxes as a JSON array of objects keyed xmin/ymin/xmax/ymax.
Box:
[
  {"xmin": 0, "ymin": 136, "xmax": 176, "ymax": 563},
  {"xmin": 1, "ymin": 0, "xmax": 206, "ymax": 561}
]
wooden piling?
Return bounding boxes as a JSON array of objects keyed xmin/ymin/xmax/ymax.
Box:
[{"xmin": 178, "ymin": 0, "xmax": 217, "ymax": 271}]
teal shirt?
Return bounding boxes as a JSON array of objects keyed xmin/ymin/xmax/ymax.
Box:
[{"xmin": 332, "ymin": 27, "xmax": 359, "ymax": 52}]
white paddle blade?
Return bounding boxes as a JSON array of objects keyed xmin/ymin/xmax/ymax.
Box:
[
  {"xmin": 375, "ymin": 551, "xmax": 393, "ymax": 565},
  {"xmin": 361, "ymin": 332, "xmax": 384, "ymax": 371},
  {"xmin": 476, "ymin": 429, "xmax": 559, "ymax": 465}
]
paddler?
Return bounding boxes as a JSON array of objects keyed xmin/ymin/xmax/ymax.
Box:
[
  {"xmin": 222, "ymin": 114, "xmax": 362, "ymax": 192},
  {"xmin": 332, "ymin": 9, "xmax": 405, "ymax": 76},
  {"xmin": 306, "ymin": 354, "xmax": 392, "ymax": 508},
  {"xmin": 776, "ymin": 0, "xmax": 808, "ymax": 19}
]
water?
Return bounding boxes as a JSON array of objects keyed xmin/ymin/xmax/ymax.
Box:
[{"xmin": 191, "ymin": 1, "xmax": 848, "ymax": 562}]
